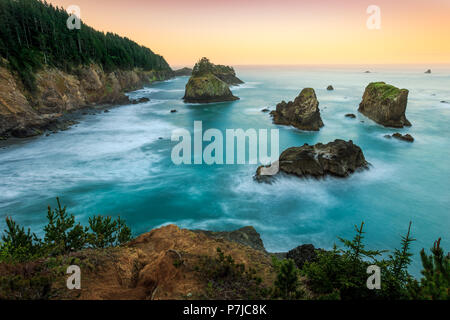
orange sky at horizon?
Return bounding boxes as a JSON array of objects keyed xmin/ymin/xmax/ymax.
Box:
[{"xmin": 48, "ymin": 0, "xmax": 450, "ymax": 68}]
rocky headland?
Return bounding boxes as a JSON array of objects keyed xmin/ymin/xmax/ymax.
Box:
[
  {"xmin": 173, "ymin": 67, "xmax": 193, "ymax": 76},
  {"xmin": 0, "ymin": 59, "xmax": 173, "ymax": 139},
  {"xmin": 270, "ymin": 88, "xmax": 324, "ymax": 131},
  {"xmin": 183, "ymin": 57, "xmax": 242, "ymax": 103},
  {"xmin": 358, "ymin": 82, "xmax": 411, "ymax": 128},
  {"xmin": 255, "ymin": 139, "xmax": 368, "ymax": 182}
]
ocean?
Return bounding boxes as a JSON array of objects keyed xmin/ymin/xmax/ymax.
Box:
[{"xmin": 1, "ymin": 65, "xmax": 449, "ymax": 276}]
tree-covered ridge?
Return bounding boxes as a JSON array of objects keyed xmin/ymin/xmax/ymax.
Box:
[{"xmin": 0, "ymin": 0, "xmax": 171, "ymax": 90}]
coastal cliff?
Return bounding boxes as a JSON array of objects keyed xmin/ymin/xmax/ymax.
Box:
[{"xmin": 0, "ymin": 60, "xmax": 173, "ymax": 139}]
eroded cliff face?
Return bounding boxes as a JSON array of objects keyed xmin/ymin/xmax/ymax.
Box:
[{"xmin": 0, "ymin": 60, "xmax": 172, "ymax": 138}]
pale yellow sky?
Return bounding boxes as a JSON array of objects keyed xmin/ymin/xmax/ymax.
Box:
[{"xmin": 49, "ymin": 0, "xmax": 450, "ymax": 67}]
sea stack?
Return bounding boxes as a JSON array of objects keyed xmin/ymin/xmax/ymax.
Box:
[
  {"xmin": 358, "ymin": 82, "xmax": 411, "ymax": 128},
  {"xmin": 270, "ymin": 88, "xmax": 324, "ymax": 131},
  {"xmin": 183, "ymin": 57, "xmax": 243, "ymax": 103},
  {"xmin": 255, "ymin": 139, "xmax": 368, "ymax": 182}
]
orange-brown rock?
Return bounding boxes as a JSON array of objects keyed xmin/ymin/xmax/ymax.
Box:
[{"xmin": 64, "ymin": 225, "xmax": 275, "ymax": 300}]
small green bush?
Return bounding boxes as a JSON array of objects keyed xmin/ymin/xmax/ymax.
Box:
[
  {"xmin": 272, "ymin": 257, "xmax": 303, "ymax": 299},
  {"xmin": 0, "ymin": 198, "xmax": 132, "ymax": 262}
]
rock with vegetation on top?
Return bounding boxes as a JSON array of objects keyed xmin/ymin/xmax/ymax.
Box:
[
  {"xmin": 255, "ymin": 139, "xmax": 368, "ymax": 182},
  {"xmin": 270, "ymin": 88, "xmax": 324, "ymax": 131},
  {"xmin": 183, "ymin": 58, "xmax": 242, "ymax": 103},
  {"xmin": 358, "ymin": 82, "xmax": 411, "ymax": 128}
]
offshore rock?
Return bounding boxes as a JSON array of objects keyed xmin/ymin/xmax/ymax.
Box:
[
  {"xmin": 270, "ymin": 88, "xmax": 324, "ymax": 131},
  {"xmin": 358, "ymin": 82, "xmax": 411, "ymax": 128}
]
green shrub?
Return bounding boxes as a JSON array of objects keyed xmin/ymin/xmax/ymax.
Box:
[
  {"xmin": 302, "ymin": 222, "xmax": 384, "ymax": 300},
  {"xmin": 0, "ymin": 198, "xmax": 132, "ymax": 262},
  {"xmin": 44, "ymin": 197, "xmax": 88, "ymax": 254},
  {"xmin": 272, "ymin": 257, "xmax": 303, "ymax": 299},
  {"xmin": 0, "ymin": 217, "xmax": 42, "ymax": 262},
  {"xmin": 408, "ymin": 238, "xmax": 449, "ymax": 300},
  {"xmin": 197, "ymin": 247, "xmax": 267, "ymax": 299},
  {"xmin": 87, "ymin": 215, "xmax": 131, "ymax": 248}
]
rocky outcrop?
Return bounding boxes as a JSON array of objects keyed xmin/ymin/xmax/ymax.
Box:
[
  {"xmin": 425, "ymin": 69, "xmax": 432, "ymax": 74},
  {"xmin": 173, "ymin": 67, "xmax": 192, "ymax": 76},
  {"xmin": 193, "ymin": 226, "xmax": 266, "ymax": 253},
  {"xmin": 287, "ymin": 244, "xmax": 321, "ymax": 269},
  {"xmin": 358, "ymin": 82, "xmax": 411, "ymax": 128},
  {"xmin": 255, "ymin": 139, "xmax": 368, "ymax": 182},
  {"xmin": 270, "ymin": 88, "xmax": 324, "ymax": 131},
  {"xmin": 385, "ymin": 133, "xmax": 414, "ymax": 142},
  {"xmin": 0, "ymin": 60, "xmax": 173, "ymax": 139},
  {"xmin": 183, "ymin": 57, "xmax": 242, "ymax": 103},
  {"xmin": 327, "ymin": 85, "xmax": 334, "ymax": 91}
]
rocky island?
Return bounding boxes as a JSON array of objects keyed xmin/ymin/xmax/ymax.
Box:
[
  {"xmin": 255, "ymin": 139, "xmax": 368, "ymax": 182},
  {"xmin": 270, "ymin": 88, "xmax": 324, "ymax": 131},
  {"xmin": 183, "ymin": 57, "xmax": 243, "ymax": 103},
  {"xmin": 358, "ymin": 82, "xmax": 411, "ymax": 128}
]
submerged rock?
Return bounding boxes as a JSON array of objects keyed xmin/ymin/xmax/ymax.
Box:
[
  {"xmin": 131, "ymin": 97, "xmax": 150, "ymax": 104},
  {"xmin": 261, "ymin": 108, "xmax": 270, "ymax": 113},
  {"xmin": 270, "ymin": 88, "xmax": 324, "ymax": 131},
  {"xmin": 255, "ymin": 139, "xmax": 368, "ymax": 182},
  {"xmin": 385, "ymin": 132, "xmax": 414, "ymax": 142},
  {"xmin": 345, "ymin": 113, "xmax": 356, "ymax": 118},
  {"xmin": 327, "ymin": 85, "xmax": 334, "ymax": 91},
  {"xmin": 170, "ymin": 109, "xmax": 177, "ymax": 113},
  {"xmin": 358, "ymin": 82, "xmax": 411, "ymax": 128},
  {"xmin": 183, "ymin": 57, "xmax": 241, "ymax": 103}
]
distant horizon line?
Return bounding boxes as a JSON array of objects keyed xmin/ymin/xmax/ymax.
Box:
[
  {"xmin": 170, "ymin": 62, "xmax": 450, "ymax": 69},
  {"xmin": 169, "ymin": 62, "xmax": 450, "ymax": 69}
]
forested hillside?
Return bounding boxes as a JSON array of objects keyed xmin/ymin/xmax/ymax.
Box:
[{"xmin": 0, "ymin": 0, "xmax": 171, "ymax": 91}]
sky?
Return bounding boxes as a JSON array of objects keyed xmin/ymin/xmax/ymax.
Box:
[{"xmin": 48, "ymin": 0, "xmax": 450, "ymax": 68}]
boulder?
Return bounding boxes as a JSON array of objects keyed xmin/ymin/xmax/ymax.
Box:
[
  {"xmin": 270, "ymin": 88, "xmax": 324, "ymax": 131},
  {"xmin": 255, "ymin": 139, "xmax": 368, "ymax": 181},
  {"xmin": 345, "ymin": 113, "xmax": 356, "ymax": 118},
  {"xmin": 326, "ymin": 85, "xmax": 334, "ymax": 91},
  {"xmin": 425, "ymin": 69, "xmax": 432, "ymax": 74},
  {"xmin": 183, "ymin": 58, "xmax": 241, "ymax": 103},
  {"xmin": 261, "ymin": 108, "xmax": 270, "ymax": 113},
  {"xmin": 358, "ymin": 82, "xmax": 411, "ymax": 128},
  {"xmin": 170, "ymin": 109, "xmax": 177, "ymax": 113}
]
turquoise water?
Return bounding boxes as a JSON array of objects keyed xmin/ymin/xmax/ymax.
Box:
[{"xmin": 1, "ymin": 66, "xmax": 449, "ymax": 276}]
